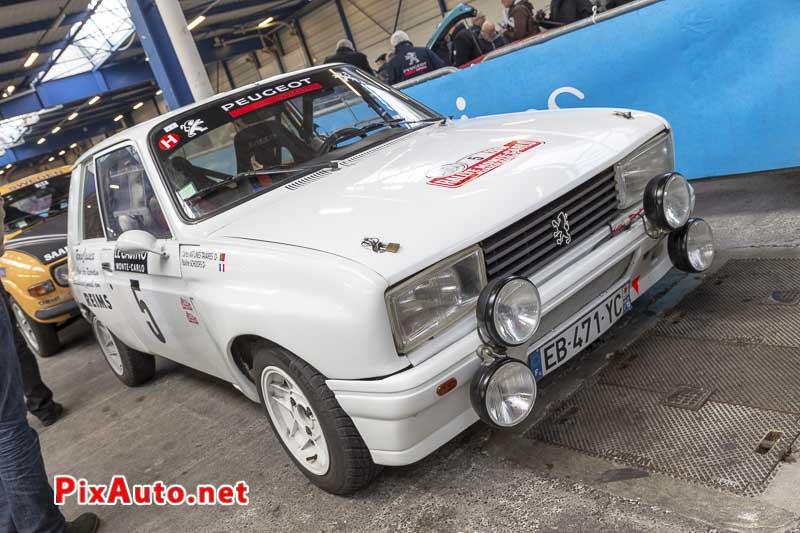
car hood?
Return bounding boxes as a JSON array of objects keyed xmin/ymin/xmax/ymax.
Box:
[
  {"xmin": 212, "ymin": 109, "xmax": 667, "ymax": 283},
  {"xmin": 2, "ymin": 212, "xmax": 68, "ymax": 265}
]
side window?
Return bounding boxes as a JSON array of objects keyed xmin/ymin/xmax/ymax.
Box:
[
  {"xmin": 81, "ymin": 162, "xmax": 104, "ymax": 240},
  {"xmin": 96, "ymin": 145, "xmax": 171, "ymax": 241}
]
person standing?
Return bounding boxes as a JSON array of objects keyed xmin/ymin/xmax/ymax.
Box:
[
  {"xmin": 477, "ymin": 21, "xmax": 510, "ymax": 54},
  {"xmin": 500, "ymin": 0, "xmax": 540, "ymax": 42},
  {"xmin": 0, "ymin": 197, "xmax": 99, "ymax": 533},
  {"xmin": 385, "ymin": 31, "xmax": 448, "ymax": 85},
  {"xmin": 548, "ymin": 0, "xmax": 594, "ymax": 25},
  {"xmin": 450, "ymin": 22, "xmax": 482, "ymax": 66},
  {"xmin": 374, "ymin": 53, "xmax": 389, "ymax": 81},
  {"xmin": 469, "ymin": 12, "xmax": 487, "ymax": 37},
  {"xmin": 324, "ymin": 39, "xmax": 374, "ymax": 75}
]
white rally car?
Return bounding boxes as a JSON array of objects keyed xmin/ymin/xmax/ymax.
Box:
[{"xmin": 67, "ymin": 65, "xmax": 714, "ymax": 494}]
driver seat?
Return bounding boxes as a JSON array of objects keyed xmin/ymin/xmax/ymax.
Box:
[{"xmin": 233, "ymin": 120, "xmax": 314, "ymax": 173}]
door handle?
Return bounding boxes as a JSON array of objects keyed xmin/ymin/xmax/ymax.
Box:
[{"xmin": 101, "ymin": 262, "xmax": 112, "ymax": 272}]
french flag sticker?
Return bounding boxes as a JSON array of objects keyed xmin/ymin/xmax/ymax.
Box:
[{"xmin": 218, "ymin": 253, "xmax": 226, "ymax": 273}]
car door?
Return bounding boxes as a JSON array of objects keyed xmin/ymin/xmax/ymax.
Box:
[
  {"xmin": 69, "ymin": 157, "xmax": 146, "ymax": 352},
  {"xmin": 92, "ymin": 142, "xmax": 227, "ymax": 379}
]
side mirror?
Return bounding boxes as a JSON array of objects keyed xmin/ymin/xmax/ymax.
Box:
[{"xmin": 117, "ymin": 230, "xmax": 168, "ymax": 258}]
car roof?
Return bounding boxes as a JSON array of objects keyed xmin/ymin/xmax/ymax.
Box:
[
  {"xmin": 0, "ymin": 165, "xmax": 72, "ymax": 196},
  {"xmin": 74, "ymin": 63, "xmax": 347, "ymax": 167}
]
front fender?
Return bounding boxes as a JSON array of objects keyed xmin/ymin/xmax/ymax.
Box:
[{"xmin": 184, "ymin": 240, "xmax": 409, "ymax": 381}]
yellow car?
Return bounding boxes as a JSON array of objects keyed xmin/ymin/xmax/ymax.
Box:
[{"xmin": 1, "ymin": 165, "xmax": 79, "ymax": 357}]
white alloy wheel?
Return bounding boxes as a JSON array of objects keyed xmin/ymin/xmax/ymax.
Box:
[
  {"xmin": 93, "ymin": 318, "xmax": 124, "ymax": 376},
  {"xmin": 10, "ymin": 301, "xmax": 40, "ymax": 352},
  {"xmin": 261, "ymin": 366, "xmax": 330, "ymax": 476}
]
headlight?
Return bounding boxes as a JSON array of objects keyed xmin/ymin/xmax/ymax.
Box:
[
  {"xmin": 615, "ymin": 132, "xmax": 674, "ymax": 209},
  {"xmin": 668, "ymin": 218, "xmax": 715, "ymax": 273},
  {"xmin": 53, "ymin": 263, "xmax": 69, "ymax": 287},
  {"xmin": 471, "ymin": 357, "xmax": 537, "ymax": 428},
  {"xmin": 477, "ymin": 276, "xmax": 541, "ymax": 349},
  {"xmin": 643, "ymin": 172, "xmax": 695, "ymax": 231},
  {"xmin": 386, "ymin": 246, "xmax": 486, "ymax": 353},
  {"xmin": 28, "ymin": 280, "xmax": 55, "ymax": 297}
]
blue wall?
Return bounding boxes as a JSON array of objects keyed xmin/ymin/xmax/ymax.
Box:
[{"xmin": 404, "ymin": 0, "xmax": 799, "ymax": 179}]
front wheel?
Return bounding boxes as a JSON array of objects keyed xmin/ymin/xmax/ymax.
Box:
[
  {"xmin": 253, "ymin": 344, "xmax": 381, "ymax": 495},
  {"xmin": 9, "ymin": 299, "xmax": 60, "ymax": 357},
  {"xmin": 91, "ymin": 315, "xmax": 155, "ymax": 387}
]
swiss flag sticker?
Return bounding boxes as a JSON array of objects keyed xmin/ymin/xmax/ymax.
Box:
[{"xmin": 159, "ymin": 132, "xmax": 180, "ymax": 151}]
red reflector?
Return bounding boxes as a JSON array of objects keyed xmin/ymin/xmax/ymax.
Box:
[{"xmin": 436, "ymin": 378, "xmax": 458, "ymax": 397}]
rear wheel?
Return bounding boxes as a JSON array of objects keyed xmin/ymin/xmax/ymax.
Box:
[
  {"xmin": 9, "ymin": 299, "xmax": 60, "ymax": 358},
  {"xmin": 253, "ymin": 343, "xmax": 381, "ymax": 495},
  {"xmin": 91, "ymin": 315, "xmax": 155, "ymax": 387}
]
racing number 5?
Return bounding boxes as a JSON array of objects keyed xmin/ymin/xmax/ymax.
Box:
[{"xmin": 130, "ymin": 280, "xmax": 166, "ymax": 344}]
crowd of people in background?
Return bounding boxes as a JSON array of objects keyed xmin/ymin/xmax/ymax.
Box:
[{"xmin": 326, "ymin": 0, "xmax": 636, "ymax": 85}]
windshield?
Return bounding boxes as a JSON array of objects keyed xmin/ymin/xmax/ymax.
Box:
[
  {"xmin": 2, "ymin": 174, "xmax": 70, "ymax": 233},
  {"xmin": 151, "ymin": 66, "xmax": 442, "ymax": 220}
]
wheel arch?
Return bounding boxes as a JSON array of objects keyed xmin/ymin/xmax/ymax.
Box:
[{"xmin": 229, "ymin": 334, "xmax": 327, "ymax": 385}]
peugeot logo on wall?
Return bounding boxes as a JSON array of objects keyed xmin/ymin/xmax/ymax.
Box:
[{"xmin": 551, "ymin": 211, "xmax": 572, "ymax": 246}]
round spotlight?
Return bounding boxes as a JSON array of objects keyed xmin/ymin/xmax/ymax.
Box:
[
  {"xmin": 668, "ymin": 218, "xmax": 715, "ymax": 273},
  {"xmin": 643, "ymin": 173, "xmax": 695, "ymax": 231},
  {"xmin": 471, "ymin": 357, "xmax": 537, "ymax": 428},
  {"xmin": 477, "ymin": 276, "xmax": 542, "ymax": 349}
]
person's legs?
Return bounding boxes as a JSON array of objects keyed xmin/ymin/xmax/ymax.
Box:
[
  {"xmin": 15, "ymin": 328, "xmax": 61, "ymax": 423},
  {"xmin": 0, "ymin": 289, "xmax": 66, "ymax": 533},
  {"xmin": 0, "ymin": 477, "xmax": 19, "ymax": 533},
  {"xmin": 3, "ymin": 291, "xmax": 62, "ymax": 424}
]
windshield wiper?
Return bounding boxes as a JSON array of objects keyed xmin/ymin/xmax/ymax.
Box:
[
  {"xmin": 385, "ymin": 117, "xmax": 447, "ymax": 126},
  {"xmin": 184, "ymin": 161, "xmax": 340, "ymax": 204},
  {"xmin": 318, "ymin": 117, "xmax": 444, "ymax": 155}
]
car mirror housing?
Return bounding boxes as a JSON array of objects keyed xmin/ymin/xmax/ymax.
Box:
[{"xmin": 117, "ymin": 230, "xmax": 168, "ymax": 258}]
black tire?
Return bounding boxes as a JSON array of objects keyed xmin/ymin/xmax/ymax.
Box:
[
  {"xmin": 253, "ymin": 343, "xmax": 381, "ymax": 495},
  {"xmin": 90, "ymin": 315, "xmax": 155, "ymax": 387},
  {"xmin": 9, "ymin": 299, "xmax": 60, "ymax": 358}
]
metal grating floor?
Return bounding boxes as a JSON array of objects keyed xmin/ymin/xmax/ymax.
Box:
[{"xmin": 528, "ymin": 259, "xmax": 800, "ymax": 495}]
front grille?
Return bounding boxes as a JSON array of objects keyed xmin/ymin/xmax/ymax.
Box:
[{"xmin": 482, "ymin": 168, "xmax": 619, "ymax": 280}]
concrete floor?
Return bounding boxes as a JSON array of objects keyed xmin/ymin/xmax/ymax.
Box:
[{"xmin": 34, "ymin": 169, "xmax": 800, "ymax": 532}]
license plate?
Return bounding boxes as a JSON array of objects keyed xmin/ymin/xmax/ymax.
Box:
[{"xmin": 529, "ymin": 283, "xmax": 632, "ymax": 380}]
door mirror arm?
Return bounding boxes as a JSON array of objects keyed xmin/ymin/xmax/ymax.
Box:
[{"xmin": 117, "ymin": 230, "xmax": 169, "ymax": 258}]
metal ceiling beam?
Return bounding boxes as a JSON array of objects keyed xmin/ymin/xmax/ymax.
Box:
[
  {"xmin": 31, "ymin": 86, "xmax": 157, "ymax": 130},
  {"xmin": 185, "ymin": 0, "xmax": 304, "ymax": 20},
  {"xmin": 0, "ymin": 35, "xmax": 274, "ymax": 165},
  {"xmin": 0, "ymin": 40, "xmax": 67, "ymax": 70},
  {"xmin": 190, "ymin": 4, "xmax": 303, "ymax": 36},
  {"xmin": 1, "ymin": 119, "xmax": 114, "ymax": 165},
  {"xmin": 0, "ymin": 10, "xmax": 89, "ymax": 39},
  {"xmin": 0, "ymin": 60, "xmax": 153, "ymax": 121}
]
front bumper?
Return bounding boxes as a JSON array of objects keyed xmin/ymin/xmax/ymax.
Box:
[
  {"xmin": 328, "ymin": 215, "xmax": 673, "ymax": 466},
  {"xmin": 35, "ymin": 299, "xmax": 79, "ymax": 320}
]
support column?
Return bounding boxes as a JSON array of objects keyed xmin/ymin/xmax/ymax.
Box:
[
  {"xmin": 334, "ymin": 0, "xmax": 355, "ymax": 45},
  {"xmin": 221, "ymin": 60, "xmax": 235, "ymax": 90},
  {"xmin": 294, "ymin": 20, "xmax": 314, "ymax": 66},
  {"xmin": 127, "ymin": 0, "xmax": 214, "ymax": 110},
  {"xmin": 437, "ymin": 0, "xmax": 447, "ymax": 16}
]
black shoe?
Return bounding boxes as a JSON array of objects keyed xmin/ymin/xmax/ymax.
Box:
[
  {"xmin": 65, "ymin": 513, "xmax": 100, "ymax": 533},
  {"xmin": 39, "ymin": 403, "xmax": 64, "ymax": 427}
]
